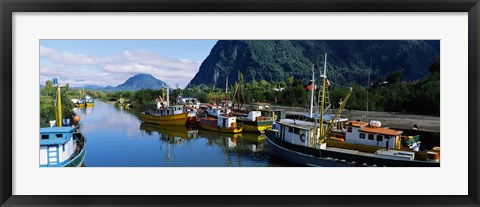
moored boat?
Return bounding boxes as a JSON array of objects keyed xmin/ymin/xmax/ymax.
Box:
[
  {"xmin": 198, "ymin": 115, "xmax": 243, "ymax": 134},
  {"xmin": 139, "ymin": 106, "xmax": 188, "ymax": 126},
  {"xmin": 237, "ymin": 111, "xmax": 273, "ymax": 133},
  {"xmin": 40, "ymin": 75, "xmax": 86, "ymax": 167},
  {"xmin": 40, "ymin": 126, "xmax": 87, "ymax": 167},
  {"xmin": 206, "ymin": 104, "xmax": 231, "ymax": 118},
  {"xmin": 265, "ymin": 54, "xmax": 439, "ymax": 167},
  {"xmin": 84, "ymin": 95, "xmax": 94, "ymax": 107},
  {"xmin": 138, "ymin": 85, "xmax": 188, "ymax": 126}
]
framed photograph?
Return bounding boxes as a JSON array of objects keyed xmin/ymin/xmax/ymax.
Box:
[{"xmin": 1, "ymin": 0, "xmax": 479, "ymax": 206}]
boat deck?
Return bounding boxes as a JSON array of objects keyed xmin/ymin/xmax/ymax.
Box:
[{"xmin": 324, "ymin": 147, "xmax": 375, "ymax": 157}]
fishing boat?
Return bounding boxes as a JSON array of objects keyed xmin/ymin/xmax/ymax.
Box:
[
  {"xmin": 265, "ymin": 54, "xmax": 439, "ymax": 167},
  {"xmin": 74, "ymin": 99, "xmax": 86, "ymax": 108},
  {"xmin": 138, "ymin": 85, "xmax": 188, "ymax": 126},
  {"xmin": 177, "ymin": 96, "xmax": 201, "ymax": 109},
  {"xmin": 206, "ymin": 104, "xmax": 231, "ymax": 118},
  {"xmin": 40, "ymin": 126, "xmax": 87, "ymax": 167},
  {"xmin": 177, "ymin": 96, "xmax": 199, "ymax": 124},
  {"xmin": 40, "ymin": 77, "xmax": 86, "ymax": 167},
  {"xmin": 84, "ymin": 95, "xmax": 94, "ymax": 107},
  {"xmin": 237, "ymin": 111, "xmax": 274, "ymax": 133},
  {"xmin": 259, "ymin": 108, "xmax": 286, "ymax": 121},
  {"xmin": 198, "ymin": 115, "xmax": 243, "ymax": 134},
  {"xmin": 139, "ymin": 105, "xmax": 188, "ymax": 126}
]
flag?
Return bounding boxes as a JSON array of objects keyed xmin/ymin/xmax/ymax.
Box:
[
  {"xmin": 52, "ymin": 78, "xmax": 58, "ymax": 85},
  {"xmin": 326, "ymin": 79, "xmax": 331, "ymax": 87}
]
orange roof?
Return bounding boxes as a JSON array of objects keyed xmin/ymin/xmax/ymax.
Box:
[
  {"xmin": 360, "ymin": 127, "xmax": 403, "ymax": 136},
  {"xmin": 346, "ymin": 121, "xmax": 368, "ymax": 127}
]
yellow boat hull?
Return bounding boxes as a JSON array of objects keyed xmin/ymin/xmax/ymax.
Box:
[
  {"xmin": 242, "ymin": 124, "xmax": 272, "ymax": 133},
  {"xmin": 75, "ymin": 103, "xmax": 85, "ymax": 108},
  {"xmin": 139, "ymin": 112, "xmax": 188, "ymax": 126},
  {"xmin": 86, "ymin": 102, "xmax": 94, "ymax": 107},
  {"xmin": 198, "ymin": 122, "xmax": 243, "ymax": 134}
]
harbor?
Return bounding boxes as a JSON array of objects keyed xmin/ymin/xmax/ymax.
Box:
[
  {"xmin": 39, "ymin": 40, "xmax": 441, "ymax": 167},
  {"xmin": 74, "ymin": 101, "xmax": 290, "ymax": 167}
]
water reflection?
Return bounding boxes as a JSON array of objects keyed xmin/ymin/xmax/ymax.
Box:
[{"xmin": 73, "ymin": 100, "xmax": 291, "ymax": 167}]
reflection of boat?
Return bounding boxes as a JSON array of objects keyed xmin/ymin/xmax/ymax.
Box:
[
  {"xmin": 140, "ymin": 122, "xmax": 195, "ymax": 139},
  {"xmin": 197, "ymin": 128, "xmax": 243, "ymax": 140},
  {"xmin": 237, "ymin": 111, "xmax": 273, "ymax": 133},
  {"xmin": 40, "ymin": 76, "xmax": 86, "ymax": 167},
  {"xmin": 198, "ymin": 115, "xmax": 243, "ymax": 134},
  {"xmin": 241, "ymin": 133, "xmax": 267, "ymax": 143}
]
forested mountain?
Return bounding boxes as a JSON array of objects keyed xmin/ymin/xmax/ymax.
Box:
[{"xmin": 188, "ymin": 40, "xmax": 439, "ymax": 88}]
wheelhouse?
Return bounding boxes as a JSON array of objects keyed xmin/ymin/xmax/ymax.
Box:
[
  {"xmin": 39, "ymin": 126, "xmax": 81, "ymax": 167},
  {"xmin": 344, "ymin": 121, "xmax": 403, "ymax": 150}
]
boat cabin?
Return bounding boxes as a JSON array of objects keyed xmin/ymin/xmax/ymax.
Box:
[
  {"xmin": 272, "ymin": 119, "xmax": 321, "ymax": 147},
  {"xmin": 246, "ymin": 111, "xmax": 262, "ymax": 121},
  {"xmin": 217, "ymin": 115, "xmax": 238, "ymax": 128},
  {"xmin": 178, "ymin": 97, "xmax": 201, "ymax": 108},
  {"xmin": 158, "ymin": 105, "xmax": 185, "ymax": 116},
  {"xmin": 39, "ymin": 126, "xmax": 80, "ymax": 167},
  {"xmin": 208, "ymin": 105, "xmax": 231, "ymax": 117},
  {"xmin": 344, "ymin": 121, "xmax": 403, "ymax": 150},
  {"xmin": 260, "ymin": 109, "xmax": 286, "ymax": 121}
]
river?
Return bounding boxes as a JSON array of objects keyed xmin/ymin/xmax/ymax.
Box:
[{"xmin": 73, "ymin": 100, "xmax": 292, "ymax": 167}]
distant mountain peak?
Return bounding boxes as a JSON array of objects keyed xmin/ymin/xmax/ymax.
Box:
[{"xmin": 114, "ymin": 73, "xmax": 167, "ymax": 91}]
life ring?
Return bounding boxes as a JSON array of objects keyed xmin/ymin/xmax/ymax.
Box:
[{"xmin": 300, "ymin": 134, "xmax": 305, "ymax": 142}]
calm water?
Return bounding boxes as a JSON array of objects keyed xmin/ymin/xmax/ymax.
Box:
[{"xmin": 74, "ymin": 101, "xmax": 291, "ymax": 167}]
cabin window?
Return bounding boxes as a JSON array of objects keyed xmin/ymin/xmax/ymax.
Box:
[
  {"xmin": 62, "ymin": 144, "xmax": 65, "ymax": 152},
  {"xmin": 55, "ymin": 134, "xmax": 63, "ymax": 139},
  {"xmin": 359, "ymin": 133, "xmax": 365, "ymax": 139},
  {"xmin": 377, "ymin": 135, "xmax": 383, "ymax": 141},
  {"xmin": 368, "ymin": 134, "xmax": 374, "ymax": 140},
  {"xmin": 41, "ymin": 134, "xmax": 49, "ymax": 140},
  {"xmin": 294, "ymin": 128, "xmax": 300, "ymax": 135},
  {"xmin": 347, "ymin": 127, "xmax": 352, "ymax": 132},
  {"xmin": 288, "ymin": 127, "xmax": 293, "ymax": 133}
]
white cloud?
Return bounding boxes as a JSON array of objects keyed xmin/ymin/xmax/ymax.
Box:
[{"xmin": 40, "ymin": 46, "xmax": 202, "ymax": 88}]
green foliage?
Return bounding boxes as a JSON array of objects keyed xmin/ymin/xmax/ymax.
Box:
[{"xmin": 40, "ymin": 88, "xmax": 75, "ymax": 127}]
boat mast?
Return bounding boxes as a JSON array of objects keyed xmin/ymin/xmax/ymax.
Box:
[
  {"xmin": 166, "ymin": 86, "xmax": 170, "ymax": 107},
  {"xmin": 237, "ymin": 70, "xmax": 241, "ymax": 111},
  {"xmin": 366, "ymin": 58, "xmax": 372, "ymax": 122},
  {"xmin": 309, "ymin": 65, "xmax": 315, "ymax": 119},
  {"xmin": 324, "ymin": 87, "xmax": 353, "ymax": 139},
  {"xmin": 319, "ymin": 53, "xmax": 327, "ymax": 139},
  {"xmin": 55, "ymin": 68, "xmax": 62, "ymax": 127},
  {"xmin": 162, "ymin": 82, "xmax": 165, "ymax": 103},
  {"xmin": 225, "ymin": 76, "xmax": 228, "ymax": 112}
]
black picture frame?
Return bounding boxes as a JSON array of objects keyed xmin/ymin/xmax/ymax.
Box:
[{"xmin": 1, "ymin": 0, "xmax": 479, "ymax": 206}]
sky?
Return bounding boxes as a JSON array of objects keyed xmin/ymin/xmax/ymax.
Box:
[{"xmin": 40, "ymin": 40, "xmax": 218, "ymax": 88}]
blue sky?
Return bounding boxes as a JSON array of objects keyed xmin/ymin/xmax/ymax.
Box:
[{"xmin": 40, "ymin": 40, "xmax": 218, "ymax": 88}]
